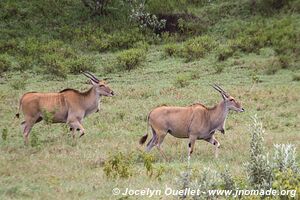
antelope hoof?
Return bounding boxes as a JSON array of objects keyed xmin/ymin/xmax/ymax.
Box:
[{"xmin": 220, "ymin": 129, "xmax": 225, "ymax": 134}]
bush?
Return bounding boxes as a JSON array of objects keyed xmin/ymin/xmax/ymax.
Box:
[
  {"xmin": 245, "ymin": 115, "xmax": 273, "ymax": 189},
  {"xmin": 263, "ymin": 56, "xmax": 282, "ymax": 75},
  {"xmin": 217, "ymin": 44, "xmax": 235, "ymax": 61},
  {"xmin": 84, "ymin": 29, "xmax": 146, "ymax": 52},
  {"xmin": 0, "ymin": 54, "xmax": 12, "ymax": 75},
  {"xmin": 272, "ymin": 144, "xmax": 298, "ymax": 173},
  {"xmin": 41, "ymin": 54, "xmax": 69, "ymax": 79},
  {"xmin": 163, "ymin": 43, "xmax": 182, "ymax": 57},
  {"xmin": 103, "ymin": 152, "xmax": 133, "ymax": 178},
  {"xmin": 182, "ymin": 35, "xmax": 218, "ymax": 61},
  {"xmin": 116, "ymin": 48, "xmax": 146, "ymax": 71},
  {"xmin": 292, "ymin": 74, "xmax": 300, "ymax": 81},
  {"xmin": 67, "ymin": 56, "xmax": 94, "ymax": 74},
  {"xmin": 272, "ymin": 169, "xmax": 299, "ymax": 199}
]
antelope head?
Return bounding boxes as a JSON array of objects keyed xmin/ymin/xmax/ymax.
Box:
[
  {"xmin": 83, "ymin": 72, "xmax": 114, "ymax": 97},
  {"xmin": 212, "ymin": 84, "xmax": 244, "ymax": 112}
]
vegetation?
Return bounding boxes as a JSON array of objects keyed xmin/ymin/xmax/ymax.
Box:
[{"xmin": 0, "ymin": 0, "xmax": 299, "ymax": 199}]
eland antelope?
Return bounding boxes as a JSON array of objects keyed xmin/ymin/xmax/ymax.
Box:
[
  {"xmin": 139, "ymin": 84, "xmax": 244, "ymax": 160},
  {"xmin": 16, "ymin": 72, "xmax": 114, "ymax": 144}
]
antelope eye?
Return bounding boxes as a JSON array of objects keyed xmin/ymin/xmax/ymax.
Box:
[{"xmin": 230, "ymin": 99, "xmax": 234, "ymax": 101}]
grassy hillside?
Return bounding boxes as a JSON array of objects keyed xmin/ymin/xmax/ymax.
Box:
[{"xmin": 0, "ymin": 0, "xmax": 300, "ymax": 199}]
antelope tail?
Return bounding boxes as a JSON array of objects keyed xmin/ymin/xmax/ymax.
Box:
[
  {"xmin": 15, "ymin": 95, "xmax": 23, "ymax": 119},
  {"xmin": 139, "ymin": 114, "xmax": 150, "ymax": 145}
]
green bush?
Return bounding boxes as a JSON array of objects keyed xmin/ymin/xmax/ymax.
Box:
[
  {"xmin": 0, "ymin": 54, "xmax": 12, "ymax": 75},
  {"xmin": 217, "ymin": 44, "xmax": 235, "ymax": 61},
  {"xmin": 84, "ymin": 28, "xmax": 146, "ymax": 52},
  {"xmin": 39, "ymin": 40, "xmax": 76, "ymax": 59},
  {"xmin": 263, "ymin": 56, "xmax": 282, "ymax": 75},
  {"xmin": 163, "ymin": 43, "xmax": 182, "ymax": 57},
  {"xmin": 182, "ymin": 35, "xmax": 218, "ymax": 61},
  {"xmin": 67, "ymin": 56, "xmax": 94, "ymax": 74},
  {"xmin": 272, "ymin": 169, "xmax": 299, "ymax": 199},
  {"xmin": 41, "ymin": 54, "xmax": 68, "ymax": 79},
  {"xmin": 103, "ymin": 152, "xmax": 133, "ymax": 178},
  {"xmin": 116, "ymin": 48, "xmax": 146, "ymax": 71},
  {"xmin": 245, "ymin": 115, "xmax": 273, "ymax": 189},
  {"xmin": 292, "ymin": 74, "xmax": 300, "ymax": 81}
]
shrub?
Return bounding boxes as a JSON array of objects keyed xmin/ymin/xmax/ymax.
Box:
[
  {"xmin": 0, "ymin": 54, "xmax": 12, "ymax": 75},
  {"xmin": 137, "ymin": 152, "xmax": 155, "ymax": 177},
  {"xmin": 217, "ymin": 44, "xmax": 235, "ymax": 61},
  {"xmin": 272, "ymin": 169, "xmax": 299, "ymax": 199},
  {"xmin": 103, "ymin": 152, "xmax": 133, "ymax": 178},
  {"xmin": 67, "ymin": 56, "xmax": 94, "ymax": 74},
  {"xmin": 292, "ymin": 74, "xmax": 300, "ymax": 81},
  {"xmin": 39, "ymin": 40, "xmax": 76, "ymax": 59},
  {"xmin": 192, "ymin": 168, "xmax": 222, "ymax": 199},
  {"xmin": 182, "ymin": 35, "xmax": 218, "ymax": 61},
  {"xmin": 272, "ymin": 144, "xmax": 298, "ymax": 173},
  {"xmin": 85, "ymin": 29, "xmax": 146, "ymax": 52},
  {"xmin": 263, "ymin": 57, "xmax": 282, "ymax": 75},
  {"xmin": 41, "ymin": 54, "xmax": 69, "ymax": 79},
  {"xmin": 116, "ymin": 48, "xmax": 146, "ymax": 71},
  {"xmin": 163, "ymin": 43, "xmax": 182, "ymax": 57},
  {"xmin": 245, "ymin": 115, "xmax": 273, "ymax": 189},
  {"xmin": 220, "ymin": 168, "xmax": 236, "ymax": 190},
  {"xmin": 129, "ymin": 0, "xmax": 166, "ymax": 31},
  {"xmin": 176, "ymin": 171, "xmax": 191, "ymax": 199}
]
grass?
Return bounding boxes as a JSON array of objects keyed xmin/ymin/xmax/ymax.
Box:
[
  {"xmin": 0, "ymin": 46, "xmax": 299, "ymax": 199},
  {"xmin": 0, "ymin": 0, "xmax": 300, "ymax": 198}
]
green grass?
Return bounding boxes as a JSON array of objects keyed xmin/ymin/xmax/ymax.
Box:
[{"xmin": 0, "ymin": 46, "xmax": 299, "ymax": 199}]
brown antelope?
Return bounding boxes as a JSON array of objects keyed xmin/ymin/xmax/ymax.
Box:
[
  {"xmin": 16, "ymin": 72, "xmax": 114, "ymax": 144},
  {"xmin": 139, "ymin": 84, "xmax": 244, "ymax": 160}
]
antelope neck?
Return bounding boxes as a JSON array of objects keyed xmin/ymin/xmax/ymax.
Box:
[{"xmin": 209, "ymin": 101, "xmax": 228, "ymax": 129}]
